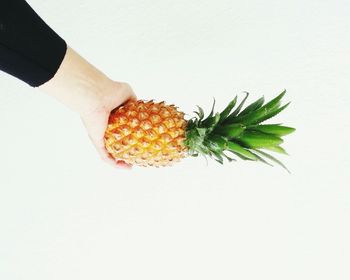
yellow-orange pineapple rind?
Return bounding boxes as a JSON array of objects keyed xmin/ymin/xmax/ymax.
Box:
[{"xmin": 104, "ymin": 100, "xmax": 188, "ymax": 167}]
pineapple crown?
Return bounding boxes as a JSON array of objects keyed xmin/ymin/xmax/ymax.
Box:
[{"xmin": 183, "ymin": 90, "xmax": 295, "ymax": 172}]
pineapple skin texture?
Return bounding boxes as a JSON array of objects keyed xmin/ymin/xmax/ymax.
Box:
[{"xmin": 104, "ymin": 100, "xmax": 188, "ymax": 167}]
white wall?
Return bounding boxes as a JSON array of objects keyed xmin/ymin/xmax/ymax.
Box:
[{"xmin": 0, "ymin": 0, "xmax": 349, "ymax": 279}]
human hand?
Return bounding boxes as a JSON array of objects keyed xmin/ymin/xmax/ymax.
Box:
[
  {"xmin": 39, "ymin": 46, "xmax": 136, "ymax": 169},
  {"xmin": 80, "ymin": 81, "xmax": 136, "ymax": 169}
]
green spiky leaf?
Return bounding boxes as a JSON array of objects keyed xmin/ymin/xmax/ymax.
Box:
[
  {"xmin": 222, "ymin": 152, "xmax": 236, "ymax": 162},
  {"xmin": 252, "ymin": 102, "xmax": 290, "ymax": 125},
  {"xmin": 206, "ymin": 134, "xmax": 227, "ymax": 151},
  {"xmin": 219, "ymin": 96, "xmax": 237, "ymax": 122},
  {"xmin": 211, "ymin": 151, "xmax": 224, "ymax": 164},
  {"xmin": 248, "ymin": 124, "xmax": 295, "ymax": 136},
  {"xmin": 203, "ymin": 113, "xmax": 221, "ymax": 132},
  {"xmin": 263, "ymin": 145, "xmax": 288, "ymax": 155},
  {"xmin": 226, "ymin": 142, "xmax": 258, "ymax": 161},
  {"xmin": 261, "ymin": 90, "xmax": 285, "ymax": 109},
  {"xmin": 250, "ymin": 151, "xmax": 273, "ymax": 167},
  {"xmin": 230, "ymin": 90, "xmax": 287, "ymax": 125},
  {"xmin": 224, "ymin": 92, "xmax": 249, "ymax": 122},
  {"xmin": 194, "ymin": 106, "xmax": 205, "ymax": 121},
  {"xmin": 253, "ymin": 149, "xmax": 290, "ymax": 173},
  {"xmin": 206, "ymin": 98, "xmax": 216, "ymax": 120},
  {"xmin": 214, "ymin": 124, "xmax": 246, "ymax": 138},
  {"xmin": 238, "ymin": 96, "xmax": 265, "ymax": 116},
  {"xmin": 237, "ymin": 131, "xmax": 283, "ymax": 148},
  {"xmin": 231, "ymin": 92, "xmax": 250, "ymax": 116}
]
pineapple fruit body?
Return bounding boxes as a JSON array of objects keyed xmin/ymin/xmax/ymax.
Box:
[{"xmin": 104, "ymin": 100, "xmax": 187, "ymax": 167}]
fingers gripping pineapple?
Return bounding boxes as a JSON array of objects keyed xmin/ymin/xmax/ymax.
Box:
[{"xmin": 104, "ymin": 90, "xmax": 295, "ymax": 170}]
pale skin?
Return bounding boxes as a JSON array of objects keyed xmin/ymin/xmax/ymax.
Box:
[{"xmin": 39, "ymin": 46, "xmax": 136, "ymax": 169}]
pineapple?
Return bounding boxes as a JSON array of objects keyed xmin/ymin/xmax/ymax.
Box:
[{"xmin": 104, "ymin": 90, "xmax": 295, "ymax": 170}]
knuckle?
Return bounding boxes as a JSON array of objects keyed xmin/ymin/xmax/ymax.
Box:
[
  {"xmin": 121, "ymin": 82, "xmax": 134, "ymax": 94},
  {"xmin": 121, "ymin": 82, "xmax": 131, "ymax": 89}
]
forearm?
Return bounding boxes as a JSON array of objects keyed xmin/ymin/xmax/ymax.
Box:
[{"xmin": 39, "ymin": 46, "xmax": 112, "ymax": 116}]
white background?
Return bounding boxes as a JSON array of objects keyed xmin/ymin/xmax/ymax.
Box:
[{"xmin": 1, "ymin": 0, "xmax": 350, "ymax": 279}]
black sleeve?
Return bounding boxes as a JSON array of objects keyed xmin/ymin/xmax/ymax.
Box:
[{"xmin": 0, "ymin": 0, "xmax": 67, "ymax": 87}]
